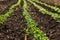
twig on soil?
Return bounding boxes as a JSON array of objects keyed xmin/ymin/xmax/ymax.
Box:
[{"xmin": 24, "ymin": 35, "xmax": 27, "ymax": 40}]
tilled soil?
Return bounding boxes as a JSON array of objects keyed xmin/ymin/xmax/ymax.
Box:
[
  {"xmin": 0, "ymin": 0, "xmax": 18, "ymax": 14},
  {"xmin": 34, "ymin": 1, "xmax": 59, "ymax": 14},
  {"xmin": 40, "ymin": 0, "xmax": 60, "ymax": 6},
  {"xmin": 0, "ymin": 0, "xmax": 60, "ymax": 40},
  {"xmin": 27, "ymin": 1, "xmax": 60, "ymax": 40},
  {"xmin": 0, "ymin": 0, "xmax": 34, "ymax": 40},
  {"xmin": 0, "ymin": 1, "xmax": 26, "ymax": 40}
]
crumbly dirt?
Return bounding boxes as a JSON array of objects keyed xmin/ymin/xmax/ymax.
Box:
[
  {"xmin": 0, "ymin": 0, "xmax": 60, "ymax": 40},
  {"xmin": 40, "ymin": 0, "xmax": 60, "ymax": 6},
  {"xmin": 27, "ymin": 1, "xmax": 60, "ymax": 40},
  {"xmin": 0, "ymin": 0, "xmax": 18, "ymax": 14},
  {"xmin": 0, "ymin": 0, "xmax": 34, "ymax": 40}
]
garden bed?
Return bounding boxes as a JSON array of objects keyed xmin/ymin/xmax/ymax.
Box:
[
  {"xmin": 0, "ymin": 0, "xmax": 60, "ymax": 40},
  {"xmin": 27, "ymin": 1, "xmax": 60, "ymax": 40}
]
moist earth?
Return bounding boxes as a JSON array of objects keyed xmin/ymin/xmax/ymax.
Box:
[{"xmin": 0, "ymin": 0, "xmax": 60, "ymax": 40}]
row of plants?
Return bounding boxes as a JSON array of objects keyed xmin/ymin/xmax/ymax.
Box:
[
  {"xmin": 28, "ymin": 0, "xmax": 60, "ymax": 23},
  {"xmin": 23, "ymin": 0, "xmax": 49, "ymax": 40},
  {"xmin": 30, "ymin": 0, "xmax": 60, "ymax": 13},
  {"xmin": 0, "ymin": 0, "xmax": 21, "ymax": 24}
]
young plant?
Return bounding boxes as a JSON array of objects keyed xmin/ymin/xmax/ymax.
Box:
[
  {"xmin": 23, "ymin": 0, "xmax": 49, "ymax": 40},
  {"xmin": 28, "ymin": 0, "xmax": 60, "ymax": 22},
  {"xmin": 0, "ymin": 0, "xmax": 21, "ymax": 24}
]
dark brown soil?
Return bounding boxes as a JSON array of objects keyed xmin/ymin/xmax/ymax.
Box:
[
  {"xmin": 40, "ymin": 0, "xmax": 60, "ymax": 6},
  {"xmin": 0, "ymin": 0, "xmax": 34, "ymax": 40},
  {"xmin": 27, "ymin": 1, "xmax": 60, "ymax": 40},
  {"xmin": 34, "ymin": 1, "xmax": 60, "ymax": 14},
  {"xmin": 0, "ymin": 1, "xmax": 25, "ymax": 40},
  {"xmin": 0, "ymin": 0, "xmax": 60, "ymax": 40},
  {"xmin": 0, "ymin": 0, "xmax": 18, "ymax": 14}
]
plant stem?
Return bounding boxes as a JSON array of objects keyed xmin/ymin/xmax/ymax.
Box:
[{"xmin": 23, "ymin": 0, "xmax": 49, "ymax": 40}]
